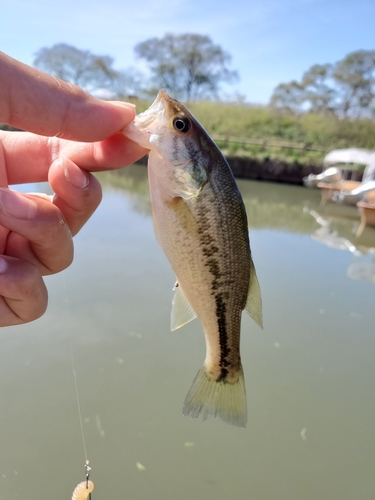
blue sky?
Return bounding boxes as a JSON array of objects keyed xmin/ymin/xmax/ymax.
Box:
[{"xmin": 2, "ymin": 0, "xmax": 374, "ymax": 104}]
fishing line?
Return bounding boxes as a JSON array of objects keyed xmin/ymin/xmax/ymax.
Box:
[
  {"xmin": 70, "ymin": 343, "xmax": 89, "ymax": 463},
  {"xmin": 62, "ymin": 274, "xmax": 90, "ymax": 466},
  {"xmin": 71, "ymin": 362, "xmax": 93, "ymax": 500}
]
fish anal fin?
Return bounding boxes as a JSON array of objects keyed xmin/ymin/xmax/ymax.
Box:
[
  {"xmin": 183, "ymin": 366, "xmax": 247, "ymax": 428},
  {"xmin": 245, "ymin": 257, "xmax": 263, "ymax": 328},
  {"xmin": 171, "ymin": 283, "xmax": 197, "ymax": 331}
]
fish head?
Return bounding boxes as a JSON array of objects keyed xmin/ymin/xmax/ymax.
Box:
[{"xmin": 124, "ymin": 90, "xmax": 215, "ymax": 199}]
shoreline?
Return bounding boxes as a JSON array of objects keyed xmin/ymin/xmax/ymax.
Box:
[
  {"xmin": 136, "ymin": 155, "xmax": 323, "ymax": 185},
  {"xmin": 226, "ymin": 156, "xmax": 322, "ymax": 185}
]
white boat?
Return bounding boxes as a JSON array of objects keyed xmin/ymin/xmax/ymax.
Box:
[
  {"xmin": 333, "ymin": 180, "xmax": 375, "ymax": 205},
  {"xmin": 312, "ymin": 148, "xmax": 375, "ymax": 205},
  {"xmin": 323, "ymin": 148, "xmax": 375, "ymax": 169},
  {"xmin": 303, "ymin": 167, "xmax": 342, "ymax": 188}
]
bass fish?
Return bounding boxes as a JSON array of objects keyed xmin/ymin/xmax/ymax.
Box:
[{"xmin": 123, "ymin": 90, "xmax": 262, "ymax": 427}]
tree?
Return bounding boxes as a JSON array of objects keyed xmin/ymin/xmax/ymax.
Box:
[
  {"xmin": 269, "ymin": 50, "xmax": 375, "ymax": 117},
  {"xmin": 134, "ymin": 33, "xmax": 238, "ymax": 101},
  {"xmin": 270, "ymin": 65, "xmax": 336, "ymax": 115},
  {"xmin": 33, "ymin": 43, "xmax": 138, "ymax": 97},
  {"xmin": 269, "ymin": 81, "xmax": 304, "ymax": 113},
  {"xmin": 300, "ymin": 64, "xmax": 336, "ymax": 114},
  {"xmin": 333, "ymin": 50, "xmax": 375, "ymax": 117}
]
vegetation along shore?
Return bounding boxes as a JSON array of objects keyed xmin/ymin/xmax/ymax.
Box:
[{"xmin": 123, "ymin": 98, "xmax": 374, "ymax": 184}]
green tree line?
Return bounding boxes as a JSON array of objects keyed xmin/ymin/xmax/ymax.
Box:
[
  {"xmin": 33, "ymin": 34, "xmax": 237, "ymax": 101},
  {"xmin": 32, "ymin": 37, "xmax": 375, "ymax": 121},
  {"xmin": 270, "ymin": 50, "xmax": 375, "ymax": 119}
]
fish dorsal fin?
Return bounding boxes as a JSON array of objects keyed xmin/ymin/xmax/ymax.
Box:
[
  {"xmin": 245, "ymin": 257, "xmax": 263, "ymax": 328},
  {"xmin": 171, "ymin": 282, "xmax": 197, "ymax": 331}
]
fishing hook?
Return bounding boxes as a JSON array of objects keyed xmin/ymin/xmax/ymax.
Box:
[{"xmin": 85, "ymin": 460, "xmax": 92, "ymax": 499}]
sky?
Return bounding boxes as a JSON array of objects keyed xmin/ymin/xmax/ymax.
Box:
[{"xmin": 1, "ymin": 0, "xmax": 375, "ymax": 104}]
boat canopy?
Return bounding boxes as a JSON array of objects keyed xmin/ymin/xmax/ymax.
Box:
[{"xmin": 323, "ymin": 148, "xmax": 375, "ymax": 167}]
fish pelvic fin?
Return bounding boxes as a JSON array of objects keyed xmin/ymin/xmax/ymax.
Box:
[
  {"xmin": 183, "ymin": 366, "xmax": 247, "ymax": 428},
  {"xmin": 245, "ymin": 256, "xmax": 263, "ymax": 328},
  {"xmin": 171, "ymin": 282, "xmax": 197, "ymax": 331}
]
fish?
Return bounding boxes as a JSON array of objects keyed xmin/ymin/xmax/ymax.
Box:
[{"xmin": 122, "ymin": 90, "xmax": 262, "ymax": 427}]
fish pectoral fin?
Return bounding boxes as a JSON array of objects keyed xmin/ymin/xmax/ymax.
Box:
[
  {"xmin": 245, "ymin": 257, "xmax": 263, "ymax": 328},
  {"xmin": 172, "ymin": 160, "xmax": 207, "ymax": 200},
  {"xmin": 151, "ymin": 206, "xmax": 161, "ymax": 244},
  {"xmin": 170, "ymin": 282, "xmax": 197, "ymax": 331}
]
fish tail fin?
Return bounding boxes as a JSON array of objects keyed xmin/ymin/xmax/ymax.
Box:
[{"xmin": 183, "ymin": 366, "xmax": 247, "ymax": 428}]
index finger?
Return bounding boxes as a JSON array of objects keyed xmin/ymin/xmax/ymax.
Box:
[
  {"xmin": 0, "ymin": 131, "xmax": 147, "ymax": 184},
  {"xmin": 0, "ymin": 52, "xmax": 136, "ymax": 141}
]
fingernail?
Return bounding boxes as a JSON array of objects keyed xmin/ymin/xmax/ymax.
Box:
[
  {"xmin": 0, "ymin": 257, "xmax": 7, "ymax": 273},
  {"xmin": 0, "ymin": 188, "xmax": 37, "ymax": 219},
  {"xmin": 60, "ymin": 158, "xmax": 89, "ymax": 189}
]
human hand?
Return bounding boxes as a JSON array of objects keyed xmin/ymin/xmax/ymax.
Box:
[{"xmin": 0, "ymin": 52, "xmax": 147, "ymax": 326}]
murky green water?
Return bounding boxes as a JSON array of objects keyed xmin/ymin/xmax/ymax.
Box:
[{"xmin": 1, "ymin": 164, "xmax": 375, "ymax": 500}]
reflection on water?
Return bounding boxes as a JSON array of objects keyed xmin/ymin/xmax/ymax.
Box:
[
  {"xmin": 306, "ymin": 208, "xmax": 375, "ymax": 284},
  {"xmin": 1, "ymin": 164, "xmax": 375, "ymax": 500}
]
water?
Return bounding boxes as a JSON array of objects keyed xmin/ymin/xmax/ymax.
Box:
[{"xmin": 1, "ymin": 164, "xmax": 375, "ymax": 500}]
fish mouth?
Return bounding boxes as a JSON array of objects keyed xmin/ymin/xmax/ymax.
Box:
[
  {"xmin": 133, "ymin": 89, "xmax": 170, "ymax": 130},
  {"xmin": 122, "ymin": 89, "xmax": 181, "ymax": 149},
  {"xmin": 133, "ymin": 89, "xmax": 183, "ymax": 130}
]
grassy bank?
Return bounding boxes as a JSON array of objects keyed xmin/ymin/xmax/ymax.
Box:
[
  {"xmin": 132, "ymin": 98, "xmax": 375, "ymax": 165},
  {"xmin": 2, "ymin": 99, "xmax": 375, "ymax": 166}
]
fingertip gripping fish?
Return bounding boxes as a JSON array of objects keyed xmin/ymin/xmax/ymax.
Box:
[{"xmin": 122, "ymin": 90, "xmax": 262, "ymax": 428}]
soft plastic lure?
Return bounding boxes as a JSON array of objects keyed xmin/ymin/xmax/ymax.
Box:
[{"xmin": 71, "ymin": 480, "xmax": 94, "ymax": 500}]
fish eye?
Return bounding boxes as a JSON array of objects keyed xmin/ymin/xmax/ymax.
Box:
[{"xmin": 173, "ymin": 116, "xmax": 191, "ymax": 133}]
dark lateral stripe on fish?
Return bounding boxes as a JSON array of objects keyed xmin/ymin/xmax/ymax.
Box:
[
  {"xmin": 196, "ymin": 206, "xmax": 232, "ymax": 378},
  {"xmin": 215, "ymin": 292, "xmax": 231, "ymax": 381},
  {"xmin": 195, "ymin": 213, "xmax": 226, "ymax": 285},
  {"xmin": 202, "ymin": 252, "xmax": 232, "ymax": 379}
]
